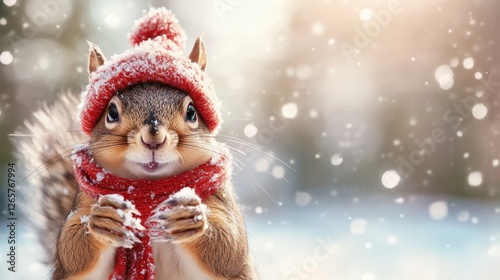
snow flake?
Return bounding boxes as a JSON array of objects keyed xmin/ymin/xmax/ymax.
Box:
[
  {"xmin": 0, "ymin": 51, "xmax": 13, "ymax": 65},
  {"xmin": 281, "ymin": 103, "xmax": 298, "ymax": 119},
  {"xmin": 435, "ymin": 64, "xmax": 454, "ymax": 90},
  {"xmin": 359, "ymin": 9, "xmax": 373, "ymax": 21},
  {"xmin": 38, "ymin": 57, "xmax": 49, "ymax": 69},
  {"xmin": 468, "ymin": 171, "xmax": 483, "ymax": 187},
  {"xmin": 254, "ymin": 157, "xmax": 270, "ymax": 172},
  {"xmin": 80, "ymin": 215, "xmax": 90, "ymax": 224},
  {"xmin": 244, "ymin": 123, "xmax": 258, "ymax": 138},
  {"xmin": 429, "ymin": 201, "xmax": 448, "ymax": 220},
  {"xmin": 271, "ymin": 165, "xmax": 285, "ymax": 179},
  {"xmin": 457, "ymin": 210, "xmax": 470, "ymax": 222},
  {"xmin": 472, "ymin": 103, "xmax": 487, "ymax": 120},
  {"xmin": 394, "ymin": 197, "xmax": 404, "ymax": 204},
  {"xmin": 449, "ymin": 57, "xmax": 459, "ymax": 67},
  {"xmin": 330, "ymin": 153, "xmax": 343, "ymax": 166},
  {"xmin": 295, "ymin": 191, "xmax": 312, "ymax": 207},
  {"xmin": 105, "ymin": 13, "xmax": 121, "ymax": 28},
  {"xmin": 350, "ymin": 219, "xmax": 367, "ymax": 235},
  {"xmin": 381, "ymin": 170, "xmax": 400, "ymax": 189},
  {"xmin": 311, "ymin": 22, "xmax": 325, "ymax": 35},
  {"xmin": 463, "ymin": 57, "xmax": 474, "ymax": 69},
  {"xmin": 3, "ymin": 0, "xmax": 16, "ymax": 7}
]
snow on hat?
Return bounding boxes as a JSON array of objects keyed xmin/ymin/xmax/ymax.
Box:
[{"xmin": 79, "ymin": 7, "xmax": 221, "ymax": 135}]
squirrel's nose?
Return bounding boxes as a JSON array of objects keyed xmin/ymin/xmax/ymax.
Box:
[{"xmin": 140, "ymin": 127, "xmax": 168, "ymax": 150}]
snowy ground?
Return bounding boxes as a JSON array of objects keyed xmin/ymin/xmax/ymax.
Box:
[{"xmin": 1, "ymin": 192, "xmax": 500, "ymax": 280}]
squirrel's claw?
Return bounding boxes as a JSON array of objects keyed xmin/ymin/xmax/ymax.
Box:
[
  {"xmin": 147, "ymin": 188, "xmax": 208, "ymax": 243},
  {"xmin": 89, "ymin": 194, "xmax": 143, "ymax": 248}
]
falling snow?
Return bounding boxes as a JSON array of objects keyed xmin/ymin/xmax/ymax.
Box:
[
  {"xmin": 472, "ymin": 103, "xmax": 488, "ymax": 120},
  {"xmin": 457, "ymin": 210, "xmax": 470, "ymax": 222},
  {"xmin": 254, "ymin": 157, "xmax": 270, "ymax": 172},
  {"xmin": 244, "ymin": 123, "xmax": 258, "ymax": 138},
  {"xmin": 272, "ymin": 165, "xmax": 285, "ymax": 179},
  {"xmin": 310, "ymin": 22, "xmax": 325, "ymax": 35},
  {"xmin": 381, "ymin": 170, "xmax": 401, "ymax": 189},
  {"xmin": 281, "ymin": 102, "xmax": 298, "ymax": 119},
  {"xmin": 468, "ymin": 171, "xmax": 483, "ymax": 187},
  {"xmin": 295, "ymin": 191, "xmax": 312, "ymax": 207},
  {"xmin": 429, "ymin": 201, "xmax": 448, "ymax": 220},
  {"xmin": 463, "ymin": 57, "xmax": 474, "ymax": 69},
  {"xmin": 0, "ymin": 51, "xmax": 13, "ymax": 65},
  {"xmin": 350, "ymin": 219, "xmax": 367, "ymax": 235},
  {"xmin": 359, "ymin": 9, "xmax": 373, "ymax": 22},
  {"xmin": 435, "ymin": 64, "xmax": 454, "ymax": 90},
  {"xmin": 3, "ymin": 0, "xmax": 16, "ymax": 7},
  {"xmin": 330, "ymin": 153, "xmax": 343, "ymax": 166}
]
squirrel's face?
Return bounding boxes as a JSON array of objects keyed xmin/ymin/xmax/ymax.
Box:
[
  {"xmin": 86, "ymin": 38, "xmax": 214, "ymax": 180},
  {"xmin": 89, "ymin": 83, "xmax": 213, "ymax": 179}
]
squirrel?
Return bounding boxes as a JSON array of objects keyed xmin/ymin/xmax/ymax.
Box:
[{"xmin": 16, "ymin": 7, "xmax": 258, "ymax": 280}]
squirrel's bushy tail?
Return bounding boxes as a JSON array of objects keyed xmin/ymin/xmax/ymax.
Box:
[{"xmin": 15, "ymin": 92, "xmax": 87, "ymax": 262}]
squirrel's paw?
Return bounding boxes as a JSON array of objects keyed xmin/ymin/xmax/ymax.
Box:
[
  {"xmin": 88, "ymin": 194, "xmax": 145, "ymax": 248},
  {"xmin": 147, "ymin": 187, "xmax": 209, "ymax": 244}
]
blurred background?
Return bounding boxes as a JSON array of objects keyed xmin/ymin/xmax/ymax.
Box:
[{"xmin": 1, "ymin": 0, "xmax": 500, "ymax": 279}]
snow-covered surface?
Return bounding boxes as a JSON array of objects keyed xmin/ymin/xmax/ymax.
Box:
[
  {"xmin": 100, "ymin": 194, "xmax": 145, "ymax": 248},
  {"xmin": 168, "ymin": 186, "xmax": 200, "ymax": 203},
  {"xmin": 2, "ymin": 193, "xmax": 500, "ymax": 280}
]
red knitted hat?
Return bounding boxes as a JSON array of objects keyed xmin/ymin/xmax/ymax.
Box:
[{"xmin": 79, "ymin": 7, "xmax": 221, "ymax": 135}]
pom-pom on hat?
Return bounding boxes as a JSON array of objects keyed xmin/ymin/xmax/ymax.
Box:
[{"xmin": 79, "ymin": 7, "xmax": 221, "ymax": 135}]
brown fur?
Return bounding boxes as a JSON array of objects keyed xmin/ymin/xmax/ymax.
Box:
[
  {"xmin": 189, "ymin": 186, "xmax": 258, "ymax": 279},
  {"xmin": 52, "ymin": 191, "xmax": 106, "ymax": 280}
]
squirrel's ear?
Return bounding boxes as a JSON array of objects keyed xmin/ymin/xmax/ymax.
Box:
[
  {"xmin": 188, "ymin": 36, "xmax": 207, "ymax": 71},
  {"xmin": 87, "ymin": 41, "xmax": 106, "ymax": 75}
]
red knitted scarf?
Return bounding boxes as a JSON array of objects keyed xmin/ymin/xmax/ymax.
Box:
[{"xmin": 71, "ymin": 146, "xmax": 228, "ymax": 280}]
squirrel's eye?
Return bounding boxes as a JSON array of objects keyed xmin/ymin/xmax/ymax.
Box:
[
  {"xmin": 107, "ymin": 103, "xmax": 119, "ymax": 123},
  {"xmin": 185, "ymin": 103, "xmax": 197, "ymax": 122}
]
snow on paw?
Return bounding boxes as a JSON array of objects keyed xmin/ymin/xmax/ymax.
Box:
[
  {"xmin": 147, "ymin": 187, "xmax": 209, "ymax": 243},
  {"xmin": 88, "ymin": 194, "xmax": 144, "ymax": 248}
]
